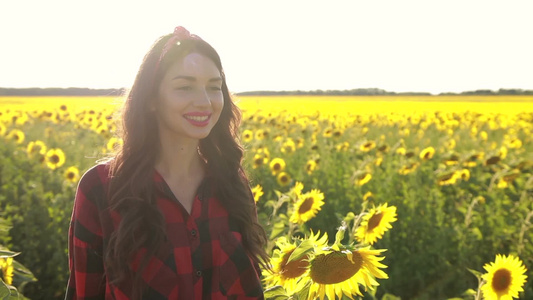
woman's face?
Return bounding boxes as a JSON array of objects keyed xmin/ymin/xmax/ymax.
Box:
[{"xmin": 155, "ymin": 52, "xmax": 224, "ymax": 142}]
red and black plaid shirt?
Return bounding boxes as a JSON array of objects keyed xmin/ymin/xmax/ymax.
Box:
[{"xmin": 65, "ymin": 164, "xmax": 264, "ymax": 299}]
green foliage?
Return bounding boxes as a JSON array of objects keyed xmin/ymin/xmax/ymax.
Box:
[
  {"xmin": 246, "ymin": 110, "xmax": 533, "ymax": 299},
  {"xmin": 0, "ymin": 113, "xmax": 106, "ymax": 299},
  {"xmin": 1, "ymin": 101, "xmax": 532, "ymax": 299}
]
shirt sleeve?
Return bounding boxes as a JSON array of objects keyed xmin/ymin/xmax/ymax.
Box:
[{"xmin": 65, "ymin": 167, "xmax": 106, "ymax": 300}]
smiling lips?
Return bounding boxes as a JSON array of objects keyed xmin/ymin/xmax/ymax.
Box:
[{"xmin": 183, "ymin": 112, "xmax": 211, "ymax": 127}]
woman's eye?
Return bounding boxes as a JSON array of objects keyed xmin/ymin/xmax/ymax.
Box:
[
  {"xmin": 209, "ymin": 86, "xmax": 222, "ymax": 91},
  {"xmin": 176, "ymin": 86, "xmax": 192, "ymax": 91}
]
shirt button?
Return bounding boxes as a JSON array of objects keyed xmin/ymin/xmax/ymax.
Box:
[
  {"xmin": 190, "ymin": 229, "xmax": 197, "ymax": 237},
  {"xmin": 195, "ymin": 270, "xmax": 202, "ymax": 277}
]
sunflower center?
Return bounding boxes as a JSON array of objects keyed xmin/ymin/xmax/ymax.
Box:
[
  {"xmin": 491, "ymin": 268, "xmax": 511, "ymax": 292},
  {"xmin": 310, "ymin": 251, "xmax": 363, "ymax": 284},
  {"xmin": 273, "ymin": 163, "xmax": 281, "ymax": 171},
  {"xmin": 67, "ymin": 172, "xmax": 75, "ymax": 179},
  {"xmin": 49, "ymin": 154, "xmax": 60, "ymax": 164},
  {"xmin": 280, "ymin": 250, "xmax": 309, "ymax": 279},
  {"xmin": 280, "ymin": 175, "xmax": 289, "ymax": 183},
  {"xmin": 367, "ymin": 212, "xmax": 384, "ymax": 232},
  {"xmin": 423, "ymin": 151, "xmax": 431, "ymax": 159},
  {"xmin": 298, "ymin": 197, "xmax": 314, "ymax": 214}
]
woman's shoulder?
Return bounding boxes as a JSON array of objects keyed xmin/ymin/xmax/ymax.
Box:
[{"xmin": 78, "ymin": 161, "xmax": 113, "ymax": 190}]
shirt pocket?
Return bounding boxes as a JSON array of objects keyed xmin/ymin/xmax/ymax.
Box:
[{"xmin": 218, "ymin": 232, "xmax": 263, "ymax": 298}]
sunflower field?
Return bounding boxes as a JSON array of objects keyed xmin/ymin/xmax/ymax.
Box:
[{"xmin": 0, "ymin": 95, "xmax": 532, "ymax": 299}]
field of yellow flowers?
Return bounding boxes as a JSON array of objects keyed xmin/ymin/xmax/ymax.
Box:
[{"xmin": 0, "ymin": 95, "xmax": 531, "ymax": 300}]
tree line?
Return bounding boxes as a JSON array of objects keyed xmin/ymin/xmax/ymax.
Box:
[{"xmin": 0, "ymin": 87, "xmax": 532, "ymax": 96}]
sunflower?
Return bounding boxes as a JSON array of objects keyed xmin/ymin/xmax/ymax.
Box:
[
  {"xmin": 0, "ymin": 123, "xmax": 6, "ymax": 136},
  {"xmin": 254, "ymin": 129, "xmax": 268, "ymax": 140},
  {"xmin": 253, "ymin": 147, "xmax": 270, "ymax": 169},
  {"xmin": 281, "ymin": 138, "xmax": 296, "ymax": 154},
  {"xmin": 263, "ymin": 232, "xmax": 328, "ymax": 294},
  {"xmin": 0, "ymin": 257, "xmax": 14, "ymax": 285},
  {"xmin": 377, "ymin": 144, "xmax": 389, "ymax": 153},
  {"xmin": 443, "ymin": 153, "xmax": 460, "ymax": 166},
  {"xmin": 437, "ymin": 171, "xmax": 459, "ymax": 186},
  {"xmin": 499, "ymin": 146, "xmax": 508, "ymax": 159},
  {"xmin": 289, "ymin": 181, "xmax": 305, "ymax": 200},
  {"xmin": 106, "ymin": 137, "xmax": 124, "ymax": 152},
  {"xmin": 463, "ymin": 152, "xmax": 484, "ymax": 167},
  {"xmin": 242, "ymin": 129, "xmax": 253, "ymax": 143},
  {"xmin": 27, "ymin": 140, "xmax": 47, "ymax": 157},
  {"xmin": 359, "ymin": 141, "xmax": 376, "ymax": 152},
  {"xmin": 363, "ymin": 191, "xmax": 374, "ymax": 202},
  {"xmin": 374, "ymin": 156, "xmax": 383, "ymax": 167},
  {"xmin": 445, "ymin": 138, "xmax": 456, "ymax": 150},
  {"xmin": 497, "ymin": 170, "xmax": 521, "ymax": 189},
  {"xmin": 458, "ymin": 169, "xmax": 470, "ymax": 181},
  {"xmin": 395, "ymin": 147, "xmax": 406, "ymax": 156},
  {"xmin": 398, "ymin": 162, "xmax": 419, "ymax": 175},
  {"xmin": 322, "ymin": 127, "xmax": 333, "ymax": 138},
  {"xmin": 306, "ymin": 247, "xmax": 388, "ymax": 300},
  {"xmin": 295, "ymin": 137, "xmax": 304, "ymax": 149},
  {"xmin": 506, "ymin": 138, "xmax": 522, "ymax": 149},
  {"xmin": 332, "ymin": 129, "xmax": 343, "ymax": 138},
  {"xmin": 6, "ymin": 129, "xmax": 25, "ymax": 144},
  {"xmin": 419, "ymin": 146, "xmax": 435, "ymax": 160},
  {"xmin": 45, "ymin": 148, "xmax": 66, "ymax": 170},
  {"xmin": 290, "ymin": 189, "xmax": 325, "ymax": 224},
  {"xmin": 305, "ymin": 159, "xmax": 317, "ymax": 175},
  {"xmin": 277, "ymin": 172, "xmax": 291, "ymax": 187},
  {"xmin": 270, "ymin": 158, "xmax": 286, "ymax": 175},
  {"xmin": 355, "ymin": 203, "xmax": 397, "ymax": 245},
  {"xmin": 335, "ymin": 142, "xmax": 350, "ymax": 152},
  {"xmin": 64, "ymin": 166, "xmax": 80, "ymax": 183},
  {"xmin": 481, "ymin": 254, "xmax": 527, "ymax": 300},
  {"xmin": 485, "ymin": 156, "xmax": 501, "ymax": 166},
  {"xmin": 355, "ymin": 173, "xmax": 372, "ymax": 187},
  {"xmin": 251, "ymin": 184, "xmax": 263, "ymax": 203},
  {"xmin": 480, "ymin": 131, "xmax": 488, "ymax": 141}
]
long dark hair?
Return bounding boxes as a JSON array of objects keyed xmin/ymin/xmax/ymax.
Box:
[{"xmin": 105, "ymin": 31, "xmax": 268, "ymax": 297}]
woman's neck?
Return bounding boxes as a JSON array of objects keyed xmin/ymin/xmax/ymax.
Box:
[{"xmin": 154, "ymin": 136, "xmax": 205, "ymax": 181}]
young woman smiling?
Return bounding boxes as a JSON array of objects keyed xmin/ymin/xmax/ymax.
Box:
[{"xmin": 65, "ymin": 26, "xmax": 268, "ymax": 300}]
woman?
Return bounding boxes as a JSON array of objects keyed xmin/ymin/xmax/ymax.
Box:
[{"xmin": 65, "ymin": 26, "xmax": 269, "ymax": 299}]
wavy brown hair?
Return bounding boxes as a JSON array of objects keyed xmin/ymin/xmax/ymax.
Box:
[{"xmin": 105, "ymin": 32, "xmax": 268, "ymax": 297}]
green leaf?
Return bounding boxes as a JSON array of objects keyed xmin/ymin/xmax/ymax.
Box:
[
  {"xmin": 294, "ymin": 280, "xmax": 311, "ymax": 300},
  {"xmin": 470, "ymin": 227, "xmax": 483, "ymax": 240},
  {"xmin": 287, "ymin": 239, "xmax": 315, "ymax": 264},
  {"xmin": 269, "ymin": 222, "xmax": 286, "ymax": 240},
  {"xmin": 0, "ymin": 251, "xmax": 19, "ymax": 258},
  {"xmin": 0, "ymin": 280, "xmax": 10, "ymax": 299},
  {"xmin": 467, "ymin": 268, "xmax": 483, "ymax": 279},
  {"xmin": 343, "ymin": 212, "xmax": 355, "ymax": 222},
  {"xmin": 462, "ymin": 289, "xmax": 477, "ymax": 296},
  {"xmin": 334, "ymin": 224, "xmax": 346, "ymax": 245},
  {"xmin": 12, "ymin": 260, "xmax": 37, "ymax": 282},
  {"xmin": 264, "ymin": 285, "xmax": 289, "ymax": 300},
  {"xmin": 381, "ymin": 293, "xmax": 402, "ymax": 300}
]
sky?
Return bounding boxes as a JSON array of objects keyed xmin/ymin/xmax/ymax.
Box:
[{"xmin": 1, "ymin": 0, "xmax": 532, "ymax": 95}]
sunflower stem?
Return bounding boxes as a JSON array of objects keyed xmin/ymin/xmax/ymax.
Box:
[
  {"xmin": 517, "ymin": 209, "xmax": 533, "ymax": 256},
  {"xmin": 349, "ymin": 208, "xmax": 367, "ymax": 245},
  {"xmin": 464, "ymin": 196, "xmax": 479, "ymax": 228},
  {"xmin": 474, "ymin": 278, "xmax": 486, "ymax": 300}
]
